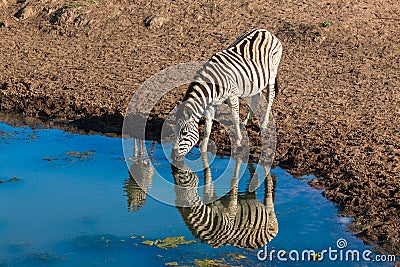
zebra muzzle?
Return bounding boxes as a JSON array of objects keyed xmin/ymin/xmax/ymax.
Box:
[{"xmin": 171, "ymin": 148, "xmax": 184, "ymax": 162}]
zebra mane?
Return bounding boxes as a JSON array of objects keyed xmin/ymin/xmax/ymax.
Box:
[{"xmin": 227, "ymin": 29, "xmax": 263, "ymax": 49}]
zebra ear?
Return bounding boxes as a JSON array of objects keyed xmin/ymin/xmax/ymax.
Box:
[{"xmin": 183, "ymin": 107, "xmax": 192, "ymax": 120}]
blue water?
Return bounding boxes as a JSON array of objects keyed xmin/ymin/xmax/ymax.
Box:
[{"xmin": 0, "ymin": 122, "xmax": 395, "ymax": 266}]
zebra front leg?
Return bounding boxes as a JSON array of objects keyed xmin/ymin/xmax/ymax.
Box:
[
  {"xmin": 139, "ymin": 139, "xmax": 145, "ymax": 158},
  {"xmin": 261, "ymin": 83, "xmax": 276, "ymax": 131},
  {"xmin": 243, "ymin": 92, "xmax": 261, "ymax": 126},
  {"xmin": 201, "ymin": 151, "xmax": 216, "ymax": 203},
  {"xmin": 133, "ymin": 138, "xmax": 138, "ymax": 158},
  {"xmin": 201, "ymin": 106, "xmax": 215, "ymax": 153},
  {"xmin": 227, "ymin": 96, "xmax": 242, "ymax": 148},
  {"xmin": 263, "ymin": 169, "xmax": 278, "ymax": 241},
  {"xmin": 227, "ymin": 157, "xmax": 241, "ymax": 223}
]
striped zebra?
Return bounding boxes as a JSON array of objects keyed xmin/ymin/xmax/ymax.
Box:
[
  {"xmin": 123, "ymin": 139, "xmax": 156, "ymax": 211},
  {"xmin": 172, "ymin": 153, "xmax": 278, "ymax": 248},
  {"xmin": 171, "ymin": 29, "xmax": 282, "ymax": 161}
]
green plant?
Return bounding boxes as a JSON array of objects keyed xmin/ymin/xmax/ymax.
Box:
[
  {"xmin": 67, "ymin": 0, "xmax": 102, "ymax": 9},
  {"xmin": 321, "ymin": 21, "xmax": 331, "ymax": 27},
  {"xmin": 67, "ymin": 1, "xmax": 82, "ymax": 8}
]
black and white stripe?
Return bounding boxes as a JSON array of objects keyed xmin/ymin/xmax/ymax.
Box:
[
  {"xmin": 172, "ymin": 158, "xmax": 278, "ymax": 249},
  {"xmin": 124, "ymin": 139, "xmax": 156, "ymax": 211},
  {"xmin": 172, "ymin": 29, "xmax": 282, "ymax": 160}
]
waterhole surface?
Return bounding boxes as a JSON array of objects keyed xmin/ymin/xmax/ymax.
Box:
[{"xmin": 0, "ymin": 122, "xmax": 390, "ymax": 266}]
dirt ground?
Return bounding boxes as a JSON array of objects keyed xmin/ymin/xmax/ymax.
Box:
[{"xmin": 1, "ymin": 0, "xmax": 399, "ymax": 256}]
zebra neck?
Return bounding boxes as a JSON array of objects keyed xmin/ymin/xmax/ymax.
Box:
[
  {"xmin": 182, "ymin": 82, "xmax": 211, "ymax": 119},
  {"xmin": 175, "ymin": 184, "xmax": 203, "ymax": 207}
]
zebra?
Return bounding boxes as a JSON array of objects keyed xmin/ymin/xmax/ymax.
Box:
[
  {"xmin": 123, "ymin": 139, "xmax": 156, "ymax": 211},
  {"xmin": 172, "ymin": 153, "xmax": 278, "ymax": 249},
  {"xmin": 171, "ymin": 29, "xmax": 282, "ymax": 161}
]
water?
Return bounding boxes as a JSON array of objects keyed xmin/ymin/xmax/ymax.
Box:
[{"xmin": 0, "ymin": 122, "xmax": 393, "ymax": 266}]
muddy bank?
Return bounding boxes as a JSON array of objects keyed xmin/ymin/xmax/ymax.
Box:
[{"xmin": 0, "ymin": 0, "xmax": 399, "ymax": 255}]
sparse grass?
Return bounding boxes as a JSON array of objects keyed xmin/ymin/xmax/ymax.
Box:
[
  {"xmin": 67, "ymin": 1, "xmax": 83, "ymax": 9},
  {"xmin": 66, "ymin": 0, "xmax": 103, "ymax": 9},
  {"xmin": 321, "ymin": 21, "xmax": 332, "ymax": 27}
]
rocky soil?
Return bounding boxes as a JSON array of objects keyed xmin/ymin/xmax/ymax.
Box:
[{"xmin": 1, "ymin": 0, "xmax": 399, "ymax": 255}]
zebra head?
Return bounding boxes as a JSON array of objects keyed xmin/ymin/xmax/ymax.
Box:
[{"xmin": 171, "ymin": 105, "xmax": 199, "ymax": 161}]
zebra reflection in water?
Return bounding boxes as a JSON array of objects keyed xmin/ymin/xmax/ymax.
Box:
[
  {"xmin": 172, "ymin": 154, "xmax": 277, "ymax": 249},
  {"xmin": 123, "ymin": 139, "xmax": 156, "ymax": 211}
]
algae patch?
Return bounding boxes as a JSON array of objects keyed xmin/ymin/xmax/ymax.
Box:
[
  {"xmin": 42, "ymin": 151, "xmax": 96, "ymax": 164},
  {"xmin": 225, "ymin": 252, "xmax": 246, "ymax": 261},
  {"xmin": 0, "ymin": 177, "xmax": 21, "ymax": 184},
  {"xmin": 194, "ymin": 258, "xmax": 232, "ymax": 267},
  {"xmin": 141, "ymin": 236, "xmax": 196, "ymax": 250},
  {"xmin": 65, "ymin": 151, "xmax": 95, "ymax": 160},
  {"xmin": 73, "ymin": 233, "xmax": 124, "ymax": 250}
]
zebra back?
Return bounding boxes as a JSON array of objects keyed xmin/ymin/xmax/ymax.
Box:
[
  {"xmin": 187, "ymin": 194, "xmax": 277, "ymax": 249},
  {"xmin": 224, "ymin": 28, "xmax": 282, "ymax": 97},
  {"xmin": 182, "ymin": 29, "xmax": 282, "ymax": 113}
]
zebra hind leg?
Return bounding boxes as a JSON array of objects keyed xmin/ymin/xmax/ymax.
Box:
[{"xmin": 260, "ymin": 83, "xmax": 276, "ymax": 131}]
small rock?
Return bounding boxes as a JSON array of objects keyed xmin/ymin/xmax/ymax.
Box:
[
  {"xmin": 14, "ymin": 6, "xmax": 35, "ymax": 20},
  {"xmin": 165, "ymin": 262, "xmax": 178, "ymax": 266},
  {"xmin": 144, "ymin": 15, "xmax": 168, "ymax": 30}
]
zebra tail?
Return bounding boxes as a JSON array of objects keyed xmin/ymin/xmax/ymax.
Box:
[{"xmin": 274, "ymin": 73, "xmax": 279, "ymax": 97}]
